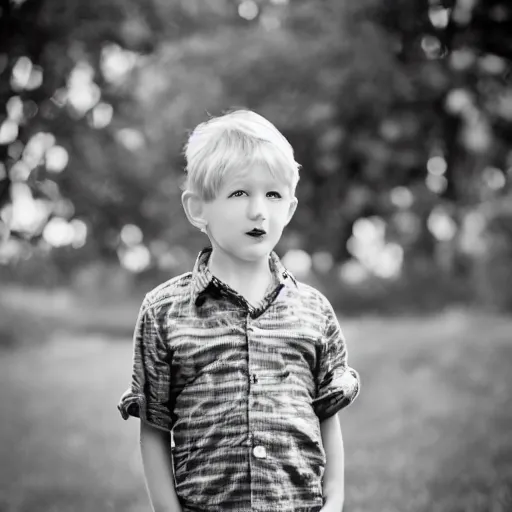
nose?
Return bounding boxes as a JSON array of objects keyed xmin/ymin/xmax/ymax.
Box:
[{"xmin": 247, "ymin": 195, "xmax": 267, "ymax": 221}]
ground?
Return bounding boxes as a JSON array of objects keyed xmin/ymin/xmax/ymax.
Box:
[{"xmin": 1, "ymin": 290, "xmax": 511, "ymax": 512}]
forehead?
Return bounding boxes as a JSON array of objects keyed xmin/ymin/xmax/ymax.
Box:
[{"xmin": 223, "ymin": 162, "xmax": 289, "ymax": 188}]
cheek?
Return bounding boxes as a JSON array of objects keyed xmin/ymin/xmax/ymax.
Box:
[
  {"xmin": 273, "ymin": 204, "xmax": 292, "ymax": 222},
  {"xmin": 209, "ymin": 207, "xmax": 242, "ymax": 228},
  {"xmin": 209, "ymin": 204, "xmax": 233, "ymax": 219},
  {"xmin": 269, "ymin": 213, "xmax": 288, "ymax": 234}
]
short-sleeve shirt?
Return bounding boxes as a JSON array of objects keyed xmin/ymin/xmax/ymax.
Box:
[{"xmin": 118, "ymin": 247, "xmax": 360, "ymax": 512}]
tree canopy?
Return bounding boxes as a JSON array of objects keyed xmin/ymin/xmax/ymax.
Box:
[{"xmin": 1, "ymin": 0, "xmax": 511, "ymax": 298}]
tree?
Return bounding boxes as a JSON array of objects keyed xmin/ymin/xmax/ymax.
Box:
[{"xmin": 0, "ymin": 0, "xmax": 510, "ymax": 285}]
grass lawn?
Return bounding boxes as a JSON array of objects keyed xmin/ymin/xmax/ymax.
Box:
[{"xmin": 1, "ymin": 299, "xmax": 511, "ymax": 512}]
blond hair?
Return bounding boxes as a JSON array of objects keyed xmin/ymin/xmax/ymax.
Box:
[{"xmin": 183, "ymin": 110, "xmax": 300, "ymax": 201}]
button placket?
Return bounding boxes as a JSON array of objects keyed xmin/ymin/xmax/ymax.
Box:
[{"xmin": 247, "ymin": 315, "xmax": 256, "ymax": 386}]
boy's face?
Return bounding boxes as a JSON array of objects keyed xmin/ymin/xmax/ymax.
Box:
[{"xmin": 201, "ymin": 164, "xmax": 297, "ymax": 263}]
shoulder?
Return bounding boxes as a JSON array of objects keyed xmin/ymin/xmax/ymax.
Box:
[
  {"xmin": 292, "ymin": 279, "xmax": 335, "ymax": 313},
  {"xmin": 142, "ymin": 271, "xmax": 193, "ymax": 311},
  {"xmin": 291, "ymin": 281, "xmax": 347, "ymax": 345},
  {"xmin": 285, "ymin": 279, "xmax": 338, "ymax": 333}
]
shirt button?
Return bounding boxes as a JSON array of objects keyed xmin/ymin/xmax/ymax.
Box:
[{"xmin": 253, "ymin": 445, "xmax": 267, "ymax": 459}]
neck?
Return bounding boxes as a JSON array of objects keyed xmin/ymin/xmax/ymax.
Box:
[{"xmin": 207, "ymin": 248, "xmax": 273, "ymax": 300}]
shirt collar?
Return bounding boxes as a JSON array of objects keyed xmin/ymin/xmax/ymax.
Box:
[{"xmin": 191, "ymin": 246, "xmax": 297, "ymax": 300}]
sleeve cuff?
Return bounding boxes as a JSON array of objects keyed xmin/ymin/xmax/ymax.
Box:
[
  {"xmin": 313, "ymin": 367, "xmax": 360, "ymax": 421},
  {"xmin": 117, "ymin": 389, "xmax": 173, "ymax": 432}
]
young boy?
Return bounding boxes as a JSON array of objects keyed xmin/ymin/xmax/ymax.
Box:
[{"xmin": 118, "ymin": 110, "xmax": 360, "ymax": 512}]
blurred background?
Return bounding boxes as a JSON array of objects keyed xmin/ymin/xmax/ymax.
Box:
[{"xmin": 0, "ymin": 0, "xmax": 511, "ymax": 511}]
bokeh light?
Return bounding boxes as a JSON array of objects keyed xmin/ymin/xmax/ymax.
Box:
[
  {"xmin": 23, "ymin": 132, "xmax": 55, "ymax": 170},
  {"xmin": 390, "ymin": 187, "xmax": 414, "ymax": 209},
  {"xmin": 312, "ymin": 251, "xmax": 334, "ymax": 274},
  {"xmin": 43, "ymin": 217, "xmax": 76, "ymax": 247},
  {"xmin": 426, "ymin": 174, "xmax": 448, "ymax": 194},
  {"xmin": 482, "ymin": 166, "xmax": 506, "ymax": 190},
  {"xmin": 100, "ymin": 44, "xmax": 139, "ymax": 85},
  {"xmin": 90, "ymin": 103, "xmax": 114, "ymax": 129},
  {"xmin": 347, "ymin": 217, "xmax": 403, "ymax": 279},
  {"xmin": 0, "ymin": 119, "xmax": 19, "ymax": 145},
  {"xmin": 282, "ymin": 249, "xmax": 312, "ymax": 278},
  {"xmin": 428, "ymin": 6, "xmax": 450, "ymax": 29},
  {"xmin": 427, "ymin": 156, "xmax": 447, "ymax": 176},
  {"xmin": 238, "ymin": 0, "xmax": 259, "ymax": 20},
  {"xmin": 10, "ymin": 56, "xmax": 33, "ymax": 89},
  {"xmin": 9, "ymin": 161, "xmax": 31, "ymax": 182},
  {"xmin": 427, "ymin": 207, "xmax": 457, "ymax": 241},
  {"xmin": 120, "ymin": 224, "xmax": 143, "ymax": 246},
  {"xmin": 67, "ymin": 62, "xmax": 101, "ymax": 116},
  {"xmin": 9, "ymin": 182, "xmax": 50, "ymax": 234},
  {"xmin": 116, "ymin": 128, "xmax": 145, "ymax": 151},
  {"xmin": 6, "ymin": 95, "xmax": 23, "ymax": 121},
  {"xmin": 118, "ymin": 244, "xmax": 151, "ymax": 273},
  {"xmin": 45, "ymin": 146, "xmax": 69, "ymax": 173}
]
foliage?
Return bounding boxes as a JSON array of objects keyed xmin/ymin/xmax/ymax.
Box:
[
  {"xmin": 0, "ymin": 0, "xmax": 511, "ymax": 309},
  {"xmin": 471, "ymin": 196, "xmax": 512, "ymax": 310}
]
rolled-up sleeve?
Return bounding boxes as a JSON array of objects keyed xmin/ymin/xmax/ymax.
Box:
[
  {"xmin": 313, "ymin": 302, "xmax": 360, "ymax": 421},
  {"xmin": 117, "ymin": 297, "xmax": 173, "ymax": 432}
]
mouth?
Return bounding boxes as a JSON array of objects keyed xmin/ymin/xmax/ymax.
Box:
[{"xmin": 246, "ymin": 228, "xmax": 267, "ymax": 238}]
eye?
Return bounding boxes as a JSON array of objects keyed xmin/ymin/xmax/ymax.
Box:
[
  {"xmin": 267, "ymin": 191, "xmax": 282, "ymax": 199},
  {"xmin": 229, "ymin": 190, "xmax": 247, "ymax": 198}
]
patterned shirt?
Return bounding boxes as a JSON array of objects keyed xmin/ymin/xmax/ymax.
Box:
[{"xmin": 118, "ymin": 247, "xmax": 360, "ymax": 512}]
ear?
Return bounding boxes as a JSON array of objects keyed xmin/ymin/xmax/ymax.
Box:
[
  {"xmin": 284, "ymin": 197, "xmax": 298, "ymax": 226},
  {"xmin": 181, "ymin": 190, "xmax": 208, "ymax": 232}
]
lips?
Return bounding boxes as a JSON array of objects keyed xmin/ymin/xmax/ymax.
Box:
[{"xmin": 246, "ymin": 228, "xmax": 266, "ymax": 237}]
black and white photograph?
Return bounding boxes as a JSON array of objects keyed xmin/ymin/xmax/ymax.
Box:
[{"xmin": 1, "ymin": 1, "xmax": 511, "ymax": 511}]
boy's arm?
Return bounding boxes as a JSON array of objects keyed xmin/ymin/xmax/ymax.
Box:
[
  {"xmin": 140, "ymin": 422, "xmax": 182, "ymax": 512},
  {"xmin": 320, "ymin": 413, "xmax": 345, "ymax": 512}
]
